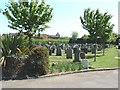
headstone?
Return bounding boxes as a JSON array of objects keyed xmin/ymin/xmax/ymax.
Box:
[
  {"xmin": 80, "ymin": 52, "xmax": 85, "ymax": 59},
  {"xmin": 62, "ymin": 44, "xmax": 66, "ymax": 50},
  {"xmin": 105, "ymin": 44, "xmax": 109, "ymax": 48},
  {"xmin": 45, "ymin": 44, "xmax": 50, "ymax": 49},
  {"xmin": 81, "ymin": 44, "xmax": 88, "ymax": 54},
  {"xmin": 97, "ymin": 45, "xmax": 102, "ymax": 51},
  {"xmin": 51, "ymin": 44, "xmax": 56, "ymax": 53},
  {"xmin": 49, "ymin": 48, "xmax": 52, "ymax": 56},
  {"xmin": 73, "ymin": 44, "xmax": 79, "ymax": 53},
  {"xmin": 56, "ymin": 46, "xmax": 62, "ymax": 56},
  {"xmin": 65, "ymin": 49, "xmax": 67, "ymax": 54},
  {"xmin": 82, "ymin": 59, "xmax": 89, "ymax": 69},
  {"xmin": 73, "ymin": 50, "xmax": 80, "ymax": 62},
  {"xmin": 91, "ymin": 44, "xmax": 96, "ymax": 54},
  {"xmin": 52, "ymin": 48, "xmax": 55, "ymax": 53},
  {"xmin": 66, "ymin": 48, "xmax": 72, "ymax": 59},
  {"xmin": 88, "ymin": 44, "xmax": 92, "ymax": 52}
]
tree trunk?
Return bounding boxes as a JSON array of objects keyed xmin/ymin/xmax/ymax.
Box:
[
  {"xmin": 94, "ymin": 43, "xmax": 97, "ymax": 62},
  {"xmin": 102, "ymin": 43, "xmax": 105, "ymax": 56}
]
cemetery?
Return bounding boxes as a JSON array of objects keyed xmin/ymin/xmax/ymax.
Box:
[{"xmin": 0, "ymin": 0, "xmax": 119, "ymax": 81}]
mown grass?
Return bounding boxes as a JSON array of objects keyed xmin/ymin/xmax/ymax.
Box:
[
  {"xmin": 88, "ymin": 47, "xmax": 119, "ymax": 68},
  {"xmin": 49, "ymin": 46, "xmax": 119, "ymax": 70}
]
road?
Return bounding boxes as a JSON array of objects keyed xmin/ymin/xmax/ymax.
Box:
[{"xmin": 1, "ymin": 69, "xmax": 118, "ymax": 88}]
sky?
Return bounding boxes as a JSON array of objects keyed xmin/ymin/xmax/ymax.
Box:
[{"xmin": 0, "ymin": 0, "xmax": 119, "ymax": 37}]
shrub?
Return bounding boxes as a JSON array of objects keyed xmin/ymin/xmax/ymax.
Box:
[
  {"xmin": 1, "ymin": 34, "xmax": 25, "ymax": 58},
  {"xmin": 2, "ymin": 55, "xmax": 28, "ymax": 79},
  {"xmin": 28, "ymin": 46, "xmax": 49, "ymax": 76}
]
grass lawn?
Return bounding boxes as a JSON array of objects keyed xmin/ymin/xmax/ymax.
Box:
[
  {"xmin": 49, "ymin": 46, "xmax": 119, "ymax": 69},
  {"xmin": 88, "ymin": 47, "xmax": 119, "ymax": 68}
]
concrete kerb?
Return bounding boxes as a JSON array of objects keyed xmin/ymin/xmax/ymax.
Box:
[
  {"xmin": 1, "ymin": 67, "xmax": 120, "ymax": 80},
  {"xmin": 38, "ymin": 67, "xmax": 120, "ymax": 78}
]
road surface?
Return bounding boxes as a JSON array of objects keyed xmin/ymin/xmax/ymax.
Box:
[{"xmin": 1, "ymin": 69, "xmax": 118, "ymax": 88}]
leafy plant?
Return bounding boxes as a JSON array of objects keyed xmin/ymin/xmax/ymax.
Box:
[
  {"xmin": 1, "ymin": 34, "xmax": 23, "ymax": 57},
  {"xmin": 0, "ymin": 34, "xmax": 25, "ymax": 67},
  {"xmin": 49, "ymin": 61, "xmax": 83, "ymax": 73}
]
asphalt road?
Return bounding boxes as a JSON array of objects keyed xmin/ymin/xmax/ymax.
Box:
[{"xmin": 1, "ymin": 69, "xmax": 118, "ymax": 88}]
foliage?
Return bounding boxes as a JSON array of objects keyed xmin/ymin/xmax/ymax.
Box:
[
  {"xmin": 2, "ymin": 0, "xmax": 53, "ymax": 45},
  {"xmin": 81, "ymin": 34, "xmax": 89, "ymax": 43},
  {"xmin": 80, "ymin": 8, "xmax": 114, "ymax": 43},
  {"xmin": 0, "ymin": 34, "xmax": 28, "ymax": 70},
  {"xmin": 0, "ymin": 34, "xmax": 2, "ymax": 58},
  {"xmin": 69, "ymin": 31, "xmax": 79, "ymax": 44},
  {"xmin": 28, "ymin": 46, "xmax": 49, "ymax": 75},
  {"xmin": 80, "ymin": 8, "xmax": 114, "ymax": 60},
  {"xmin": 49, "ymin": 61, "xmax": 83, "ymax": 73},
  {"xmin": 71, "ymin": 31, "xmax": 78, "ymax": 40},
  {"xmin": 2, "ymin": 55, "xmax": 28, "ymax": 79},
  {"xmin": 108, "ymin": 32, "xmax": 118, "ymax": 44},
  {"xmin": 60, "ymin": 36, "xmax": 69, "ymax": 40},
  {"xmin": 1, "ymin": 34, "xmax": 23, "ymax": 58},
  {"xmin": 33, "ymin": 38, "xmax": 69, "ymax": 45}
]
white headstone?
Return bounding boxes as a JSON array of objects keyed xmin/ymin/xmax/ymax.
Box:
[{"xmin": 82, "ymin": 59, "xmax": 89, "ymax": 69}]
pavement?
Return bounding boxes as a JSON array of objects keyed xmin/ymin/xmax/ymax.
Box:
[{"xmin": 1, "ymin": 69, "xmax": 118, "ymax": 88}]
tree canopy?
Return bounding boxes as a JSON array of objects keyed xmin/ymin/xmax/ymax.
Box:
[
  {"xmin": 71, "ymin": 31, "xmax": 78, "ymax": 40},
  {"xmin": 80, "ymin": 8, "xmax": 114, "ymax": 43},
  {"xmin": 2, "ymin": 0, "xmax": 53, "ymax": 45}
]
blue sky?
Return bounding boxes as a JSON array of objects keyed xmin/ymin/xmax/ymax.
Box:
[{"xmin": 0, "ymin": 0, "xmax": 119, "ymax": 37}]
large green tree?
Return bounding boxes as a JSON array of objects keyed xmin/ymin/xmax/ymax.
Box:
[
  {"xmin": 70, "ymin": 31, "xmax": 79, "ymax": 43},
  {"xmin": 80, "ymin": 8, "xmax": 114, "ymax": 61},
  {"xmin": 108, "ymin": 32, "xmax": 117, "ymax": 44},
  {"xmin": 71, "ymin": 31, "xmax": 78, "ymax": 40},
  {"xmin": 2, "ymin": 0, "xmax": 53, "ymax": 45}
]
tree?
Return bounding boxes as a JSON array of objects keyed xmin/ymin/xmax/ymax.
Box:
[
  {"xmin": 108, "ymin": 32, "xmax": 118, "ymax": 44},
  {"xmin": 70, "ymin": 31, "xmax": 78, "ymax": 44},
  {"xmin": 71, "ymin": 31, "xmax": 78, "ymax": 39},
  {"xmin": 81, "ymin": 34, "xmax": 89, "ymax": 43},
  {"xmin": 2, "ymin": 0, "xmax": 53, "ymax": 45},
  {"xmin": 98, "ymin": 14, "xmax": 114, "ymax": 56},
  {"xmin": 80, "ymin": 8, "xmax": 114, "ymax": 61},
  {"xmin": 0, "ymin": 34, "xmax": 2, "ymax": 58}
]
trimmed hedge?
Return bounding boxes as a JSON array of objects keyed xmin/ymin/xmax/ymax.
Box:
[{"xmin": 32, "ymin": 38, "xmax": 69, "ymax": 44}]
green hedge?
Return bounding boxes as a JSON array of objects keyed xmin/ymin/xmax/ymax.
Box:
[{"xmin": 32, "ymin": 38, "xmax": 69, "ymax": 44}]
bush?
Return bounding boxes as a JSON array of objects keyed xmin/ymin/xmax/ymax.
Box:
[
  {"xmin": 2, "ymin": 46, "xmax": 49, "ymax": 79},
  {"xmin": 28, "ymin": 46, "xmax": 49, "ymax": 76},
  {"xmin": 2, "ymin": 55, "xmax": 28, "ymax": 79}
]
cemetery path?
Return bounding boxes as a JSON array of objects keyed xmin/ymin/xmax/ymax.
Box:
[{"xmin": 2, "ymin": 69, "xmax": 118, "ymax": 88}]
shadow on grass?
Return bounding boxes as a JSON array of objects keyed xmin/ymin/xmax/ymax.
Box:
[
  {"xmin": 86, "ymin": 54, "xmax": 103, "ymax": 59},
  {"xmin": 97, "ymin": 51, "xmax": 103, "ymax": 54}
]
